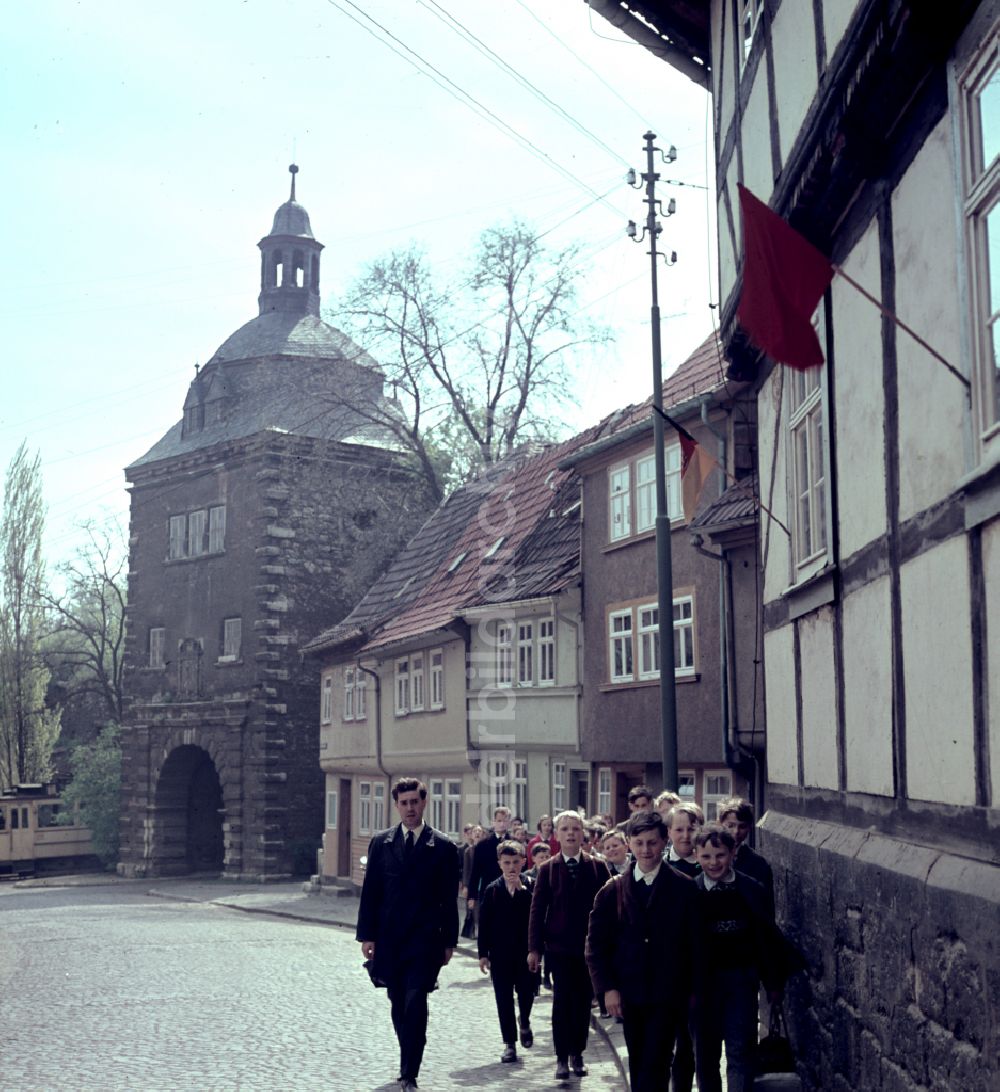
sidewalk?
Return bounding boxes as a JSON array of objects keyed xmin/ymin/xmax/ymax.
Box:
[{"xmin": 16, "ymin": 873, "xmax": 631, "ymax": 1083}]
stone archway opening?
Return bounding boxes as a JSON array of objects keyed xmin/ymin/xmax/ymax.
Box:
[{"xmin": 153, "ymin": 745, "xmax": 225, "ymax": 875}]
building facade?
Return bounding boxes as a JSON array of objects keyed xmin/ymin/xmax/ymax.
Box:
[
  {"xmin": 592, "ymin": 1, "xmax": 999, "ymax": 1087},
  {"xmin": 117, "ymin": 170, "xmax": 432, "ymax": 880}
]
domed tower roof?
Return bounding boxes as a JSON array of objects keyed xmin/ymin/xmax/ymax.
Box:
[{"xmin": 269, "ymin": 166, "xmax": 314, "ymax": 237}]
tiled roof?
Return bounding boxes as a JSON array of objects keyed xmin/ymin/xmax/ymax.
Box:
[
  {"xmin": 688, "ymin": 473, "xmax": 759, "ymax": 531},
  {"xmin": 303, "ymin": 426, "xmax": 604, "ymax": 657}
]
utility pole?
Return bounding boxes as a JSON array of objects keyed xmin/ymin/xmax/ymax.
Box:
[{"xmin": 628, "ymin": 132, "xmax": 679, "ymax": 792}]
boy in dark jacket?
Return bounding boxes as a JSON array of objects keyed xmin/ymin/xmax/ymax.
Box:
[
  {"xmin": 718, "ymin": 797, "xmax": 776, "ymax": 917},
  {"xmin": 586, "ymin": 810, "xmax": 701, "ymax": 1092},
  {"xmin": 692, "ymin": 824, "xmax": 787, "ymax": 1092},
  {"xmin": 478, "ymin": 840, "xmax": 539, "ymax": 1063},
  {"xmin": 528, "ymin": 810, "xmax": 611, "ymax": 1080}
]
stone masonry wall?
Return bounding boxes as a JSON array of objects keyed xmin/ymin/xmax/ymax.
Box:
[{"xmin": 760, "ymin": 811, "xmax": 1000, "ymax": 1091}]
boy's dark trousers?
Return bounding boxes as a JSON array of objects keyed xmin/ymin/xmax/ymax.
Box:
[
  {"xmin": 622, "ymin": 1000, "xmax": 686, "ymax": 1092},
  {"xmin": 549, "ymin": 951, "xmax": 593, "ymax": 1059},
  {"xmin": 694, "ymin": 965, "xmax": 759, "ymax": 1092},
  {"xmin": 490, "ymin": 963, "xmax": 538, "ymax": 1044},
  {"xmin": 670, "ymin": 1021, "xmax": 695, "ymax": 1091}
]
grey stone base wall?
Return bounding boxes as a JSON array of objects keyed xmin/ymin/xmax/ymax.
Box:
[{"xmin": 759, "ymin": 811, "xmax": 999, "ymax": 1092}]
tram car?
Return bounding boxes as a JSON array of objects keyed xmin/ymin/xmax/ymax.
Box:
[{"xmin": 0, "ymin": 782, "xmax": 97, "ymax": 877}]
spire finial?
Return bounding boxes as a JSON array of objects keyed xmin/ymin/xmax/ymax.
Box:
[{"xmin": 289, "ymin": 163, "xmax": 299, "ymax": 202}]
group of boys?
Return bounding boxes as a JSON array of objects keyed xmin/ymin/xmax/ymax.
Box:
[
  {"xmin": 475, "ymin": 793, "xmax": 793, "ymax": 1091},
  {"xmin": 358, "ymin": 778, "xmax": 793, "ymax": 1091}
]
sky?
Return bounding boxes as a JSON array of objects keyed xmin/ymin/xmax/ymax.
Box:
[{"xmin": 1, "ymin": 0, "xmax": 717, "ymax": 571}]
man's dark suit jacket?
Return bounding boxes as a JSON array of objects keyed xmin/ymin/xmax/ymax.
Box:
[
  {"xmin": 468, "ymin": 831, "xmax": 502, "ymax": 901},
  {"xmin": 356, "ymin": 823, "xmax": 459, "ymax": 989},
  {"xmin": 528, "ymin": 852, "xmax": 611, "ymax": 957},
  {"xmin": 586, "ymin": 865, "xmax": 701, "ymax": 1006}
]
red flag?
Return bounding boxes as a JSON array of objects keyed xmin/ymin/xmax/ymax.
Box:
[
  {"xmin": 737, "ymin": 184, "xmax": 833, "ymax": 370},
  {"xmin": 679, "ymin": 432, "xmax": 715, "ymax": 523}
]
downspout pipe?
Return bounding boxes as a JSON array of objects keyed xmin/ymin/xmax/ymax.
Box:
[{"xmin": 356, "ymin": 661, "xmax": 389, "ymax": 781}]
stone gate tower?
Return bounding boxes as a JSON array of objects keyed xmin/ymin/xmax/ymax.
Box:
[{"xmin": 118, "ymin": 168, "xmax": 431, "ymax": 880}]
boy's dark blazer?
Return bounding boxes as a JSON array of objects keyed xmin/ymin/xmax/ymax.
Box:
[
  {"xmin": 477, "ymin": 874, "xmax": 534, "ymax": 963},
  {"xmin": 468, "ymin": 830, "xmax": 503, "ymax": 900},
  {"xmin": 586, "ymin": 865, "xmax": 701, "ymax": 1006},
  {"xmin": 528, "ymin": 852, "xmax": 611, "ymax": 957},
  {"xmin": 693, "ymin": 871, "xmax": 801, "ymax": 992},
  {"xmin": 356, "ymin": 823, "xmax": 459, "ymax": 988}
]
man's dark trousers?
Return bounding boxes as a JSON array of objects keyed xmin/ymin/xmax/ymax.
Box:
[{"xmin": 388, "ymin": 964, "xmax": 432, "ymax": 1083}]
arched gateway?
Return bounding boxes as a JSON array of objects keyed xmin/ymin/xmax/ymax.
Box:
[{"xmin": 153, "ymin": 745, "xmax": 225, "ymax": 875}]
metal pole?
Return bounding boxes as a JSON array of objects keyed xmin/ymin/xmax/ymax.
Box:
[{"xmin": 643, "ymin": 131, "xmax": 679, "ymax": 793}]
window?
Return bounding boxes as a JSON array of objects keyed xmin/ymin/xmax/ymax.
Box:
[
  {"xmin": 487, "ymin": 757, "xmax": 509, "ymax": 810},
  {"xmin": 608, "ymin": 444, "xmax": 682, "ymax": 544},
  {"xmin": 496, "ymin": 623, "xmax": 513, "ymax": 687},
  {"xmin": 411, "ymin": 653, "xmax": 425, "ymax": 712},
  {"xmin": 355, "ymin": 669, "xmax": 367, "ymax": 721},
  {"xmin": 187, "ymin": 509, "xmax": 207, "ymax": 557},
  {"xmin": 373, "ymin": 782, "xmax": 386, "ymax": 830},
  {"xmin": 678, "ymin": 773, "xmax": 696, "ymax": 801},
  {"xmin": 326, "ymin": 790, "xmax": 338, "ymax": 828},
  {"xmin": 359, "ymin": 782, "xmax": 372, "ymax": 833},
  {"xmin": 609, "ymin": 610, "xmax": 634, "ymax": 682},
  {"xmin": 514, "ymin": 760, "xmax": 528, "ymax": 821},
  {"xmin": 638, "ymin": 606, "xmax": 659, "ymax": 679},
  {"xmin": 788, "ymin": 366, "xmax": 828, "ymax": 572},
  {"xmin": 517, "ymin": 622, "xmax": 534, "ymax": 685},
  {"xmin": 429, "ymin": 779, "xmax": 445, "ymax": 831},
  {"xmin": 740, "ymin": 0, "xmax": 764, "ymax": 64},
  {"xmin": 321, "ymin": 674, "xmax": 333, "ymax": 725},
  {"xmin": 149, "ymin": 627, "xmax": 165, "ymax": 670},
  {"xmin": 208, "ymin": 505, "xmax": 226, "ymax": 553},
  {"xmin": 703, "ymin": 772, "xmax": 734, "ymax": 821},
  {"xmin": 960, "ymin": 25, "xmax": 1000, "ymax": 446},
  {"xmin": 344, "ymin": 667, "xmax": 356, "ymax": 721},
  {"xmin": 167, "ymin": 505, "xmax": 226, "ymax": 560},
  {"xmin": 395, "ymin": 657, "xmax": 409, "ymax": 716},
  {"xmin": 430, "ymin": 649, "xmax": 444, "ymax": 709},
  {"xmin": 608, "ymin": 595, "xmax": 697, "ymax": 683},
  {"xmin": 674, "ymin": 598, "xmax": 695, "ymax": 676},
  {"xmin": 446, "ymin": 780, "xmax": 462, "ymax": 839},
  {"xmin": 551, "ymin": 762, "xmax": 567, "ymax": 812},
  {"xmin": 610, "ymin": 465, "xmax": 631, "ymax": 541},
  {"xmin": 538, "ymin": 618, "xmax": 555, "ymax": 684},
  {"xmin": 597, "ymin": 767, "xmax": 612, "ymax": 816},
  {"xmin": 221, "ymin": 617, "xmax": 241, "ymax": 661}
]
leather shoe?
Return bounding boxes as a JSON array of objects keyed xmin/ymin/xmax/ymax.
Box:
[
  {"xmin": 555, "ymin": 1058, "xmax": 570, "ymax": 1080},
  {"xmin": 571, "ymin": 1054, "xmax": 588, "ymax": 1076},
  {"xmin": 519, "ymin": 1024, "xmax": 533, "ymax": 1048},
  {"xmin": 398, "ymin": 1080, "xmax": 418, "ymax": 1091},
  {"xmin": 501, "ymin": 1043, "xmax": 517, "ymax": 1063}
]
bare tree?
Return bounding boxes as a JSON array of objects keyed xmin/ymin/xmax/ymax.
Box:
[
  {"xmin": 334, "ymin": 221, "xmax": 608, "ymax": 500},
  {"xmin": 41, "ymin": 519, "xmax": 127, "ymax": 727},
  {"xmin": 0, "ymin": 442, "xmax": 59, "ymax": 787}
]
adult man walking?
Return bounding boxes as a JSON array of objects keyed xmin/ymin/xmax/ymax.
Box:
[{"xmin": 357, "ymin": 778, "xmax": 459, "ymax": 1091}]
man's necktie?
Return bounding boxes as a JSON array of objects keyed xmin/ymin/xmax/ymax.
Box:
[
  {"xmin": 566, "ymin": 857, "xmax": 579, "ymax": 883},
  {"xmin": 405, "ymin": 830, "xmax": 414, "ymax": 858}
]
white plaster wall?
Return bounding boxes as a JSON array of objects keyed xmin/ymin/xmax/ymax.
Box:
[
  {"xmin": 833, "ymin": 219, "xmax": 887, "ymax": 558},
  {"xmin": 900, "ymin": 537, "xmax": 976, "ymax": 805},
  {"xmin": 842, "ymin": 576, "xmax": 894, "ymax": 796},
  {"xmin": 799, "ymin": 607, "xmax": 839, "ymax": 789},
  {"xmin": 742, "ymin": 68, "xmax": 776, "ymax": 201},
  {"xmin": 771, "ymin": 0, "xmax": 818, "ymax": 167},
  {"xmin": 983, "ymin": 518, "xmax": 1000, "ymax": 803},
  {"xmin": 719, "ymin": 161, "xmax": 740, "ymax": 308},
  {"xmin": 892, "ymin": 120, "xmax": 967, "ymax": 522},
  {"xmin": 764, "ymin": 624, "xmax": 799, "ymax": 785},
  {"xmin": 759, "ymin": 367, "xmax": 792, "ymax": 601},
  {"xmin": 821, "ymin": 0, "xmax": 859, "ymax": 64}
]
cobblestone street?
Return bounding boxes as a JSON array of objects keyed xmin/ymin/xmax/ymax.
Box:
[{"xmin": 0, "ymin": 881, "xmax": 625, "ymax": 1091}]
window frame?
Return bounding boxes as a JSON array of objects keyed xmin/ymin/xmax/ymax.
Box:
[
  {"xmin": 320, "ymin": 673, "xmax": 333, "ymax": 725},
  {"xmin": 359, "ymin": 781, "xmax": 372, "ymax": 834},
  {"xmin": 514, "ymin": 759, "xmax": 528, "ymax": 821},
  {"xmin": 702, "ymin": 771, "xmax": 734, "ymax": 821},
  {"xmin": 166, "ymin": 505, "xmax": 226, "ymax": 562},
  {"xmin": 429, "ymin": 778, "xmax": 445, "ymax": 832},
  {"xmin": 394, "ymin": 657, "xmax": 410, "ymax": 716},
  {"xmin": 607, "ymin": 443, "xmax": 682, "ymax": 545},
  {"xmin": 326, "ymin": 790, "xmax": 338, "ymax": 829},
  {"xmin": 149, "ymin": 626, "xmax": 165, "ymax": 670},
  {"xmin": 429, "ymin": 648, "xmax": 445, "ymax": 709},
  {"xmin": 445, "ymin": 779, "xmax": 462, "ymax": 839},
  {"xmin": 220, "ymin": 617, "xmax": 241, "ymax": 662},
  {"xmin": 496, "ymin": 623, "xmax": 513, "ymax": 688},
  {"xmin": 606, "ymin": 593, "xmax": 697, "ymax": 684},
  {"xmin": 517, "ymin": 621, "xmax": 534, "ymax": 686},
  {"xmin": 538, "ymin": 617, "xmax": 555, "ymax": 685},
  {"xmin": 343, "ymin": 666, "xmax": 356, "ymax": 721},
  {"xmin": 411, "ymin": 652, "xmax": 425, "ymax": 712},
  {"xmin": 597, "ymin": 767, "xmax": 612, "ymax": 816},
  {"xmin": 372, "ymin": 782, "xmax": 386, "ymax": 831},
  {"xmin": 958, "ymin": 24, "xmax": 1000, "ymax": 454},
  {"xmin": 551, "ymin": 761, "xmax": 567, "ymax": 812}
]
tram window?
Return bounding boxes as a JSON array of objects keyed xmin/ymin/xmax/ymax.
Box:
[
  {"xmin": 21, "ymin": 807, "xmax": 29, "ymax": 828},
  {"xmin": 11, "ymin": 808, "xmax": 19, "ymax": 829},
  {"xmin": 38, "ymin": 804, "xmax": 59, "ymax": 827},
  {"xmin": 0, "ymin": 807, "xmax": 5, "ymax": 830}
]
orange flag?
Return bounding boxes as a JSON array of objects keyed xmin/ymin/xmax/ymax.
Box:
[{"xmin": 679, "ymin": 432, "xmax": 716, "ymax": 522}]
